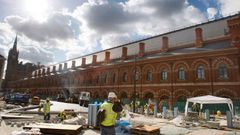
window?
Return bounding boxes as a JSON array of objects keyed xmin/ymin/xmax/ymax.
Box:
[
  {"xmin": 112, "ymin": 73, "xmax": 116, "ymax": 83},
  {"xmin": 161, "ymin": 68, "xmax": 167, "ymax": 80},
  {"xmin": 96, "ymin": 75, "xmax": 99, "ymax": 84},
  {"xmin": 218, "ymin": 64, "xmax": 228, "ymax": 79},
  {"xmin": 123, "ymin": 72, "xmax": 128, "ymax": 82},
  {"xmin": 133, "ymin": 71, "xmax": 140, "ymax": 81},
  {"xmin": 102, "ymin": 74, "xmax": 107, "ymax": 84},
  {"xmin": 178, "ymin": 67, "xmax": 185, "ymax": 80},
  {"xmin": 146, "ymin": 70, "xmax": 152, "ymax": 81},
  {"xmin": 197, "ymin": 65, "xmax": 205, "ymax": 79}
]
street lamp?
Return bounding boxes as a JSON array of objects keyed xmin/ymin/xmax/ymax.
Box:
[{"xmin": 133, "ymin": 55, "xmax": 137, "ymax": 113}]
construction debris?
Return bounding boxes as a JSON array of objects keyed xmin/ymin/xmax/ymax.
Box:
[{"xmin": 62, "ymin": 115, "xmax": 86, "ymax": 125}]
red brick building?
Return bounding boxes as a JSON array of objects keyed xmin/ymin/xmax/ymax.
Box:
[{"xmin": 8, "ymin": 13, "xmax": 240, "ymax": 109}]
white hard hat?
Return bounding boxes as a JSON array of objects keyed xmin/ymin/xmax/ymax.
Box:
[{"xmin": 108, "ymin": 92, "xmax": 117, "ymax": 98}]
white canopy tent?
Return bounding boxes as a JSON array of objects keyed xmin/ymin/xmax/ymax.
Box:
[{"xmin": 184, "ymin": 95, "xmax": 234, "ymax": 116}]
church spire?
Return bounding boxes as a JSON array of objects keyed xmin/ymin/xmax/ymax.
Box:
[{"xmin": 13, "ymin": 35, "xmax": 17, "ymax": 51}]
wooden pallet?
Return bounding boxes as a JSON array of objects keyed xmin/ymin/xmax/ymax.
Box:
[
  {"xmin": 131, "ymin": 125, "xmax": 160, "ymax": 135},
  {"xmin": 23, "ymin": 123, "xmax": 82, "ymax": 135}
]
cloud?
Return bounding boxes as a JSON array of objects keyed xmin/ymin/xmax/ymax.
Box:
[
  {"xmin": 5, "ymin": 13, "xmax": 75, "ymax": 43},
  {"xmin": 19, "ymin": 45, "xmax": 54, "ymax": 65},
  {"xmin": 73, "ymin": 0, "xmax": 205, "ymax": 51},
  {"xmin": 0, "ymin": 0, "xmax": 210, "ymax": 67},
  {"xmin": 218, "ymin": 0, "xmax": 240, "ymax": 16},
  {"xmin": 207, "ymin": 7, "xmax": 218, "ymax": 19}
]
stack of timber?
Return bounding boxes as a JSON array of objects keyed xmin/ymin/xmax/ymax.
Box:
[
  {"xmin": 131, "ymin": 125, "xmax": 160, "ymax": 135},
  {"xmin": 23, "ymin": 123, "xmax": 82, "ymax": 135}
]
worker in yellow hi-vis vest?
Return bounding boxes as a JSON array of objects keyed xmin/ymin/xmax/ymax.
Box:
[
  {"xmin": 100, "ymin": 92, "xmax": 118, "ymax": 135},
  {"xmin": 43, "ymin": 98, "xmax": 51, "ymax": 122}
]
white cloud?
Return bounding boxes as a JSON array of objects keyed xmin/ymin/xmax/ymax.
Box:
[
  {"xmin": 0, "ymin": 0, "xmax": 210, "ymax": 67},
  {"xmin": 72, "ymin": 0, "xmax": 206, "ymax": 54},
  {"xmin": 5, "ymin": 13, "xmax": 75, "ymax": 43},
  {"xmin": 218, "ymin": 0, "xmax": 240, "ymax": 16},
  {"xmin": 207, "ymin": 7, "xmax": 218, "ymax": 20}
]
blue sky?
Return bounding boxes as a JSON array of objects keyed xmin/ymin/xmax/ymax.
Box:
[{"xmin": 0, "ymin": 0, "xmax": 239, "ymax": 66}]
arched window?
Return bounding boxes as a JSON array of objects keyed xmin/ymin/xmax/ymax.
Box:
[
  {"xmin": 197, "ymin": 65, "xmax": 205, "ymax": 79},
  {"xmin": 218, "ymin": 64, "xmax": 228, "ymax": 79},
  {"xmin": 161, "ymin": 68, "xmax": 167, "ymax": 80},
  {"xmin": 96, "ymin": 75, "xmax": 99, "ymax": 84},
  {"xmin": 112, "ymin": 73, "xmax": 116, "ymax": 83},
  {"xmin": 146, "ymin": 70, "xmax": 152, "ymax": 81},
  {"xmin": 133, "ymin": 70, "xmax": 140, "ymax": 81},
  {"xmin": 103, "ymin": 74, "xmax": 107, "ymax": 84},
  {"xmin": 123, "ymin": 72, "xmax": 128, "ymax": 82},
  {"xmin": 178, "ymin": 67, "xmax": 185, "ymax": 80}
]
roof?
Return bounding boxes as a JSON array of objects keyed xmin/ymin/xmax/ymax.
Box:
[{"xmin": 32, "ymin": 13, "xmax": 240, "ymax": 76}]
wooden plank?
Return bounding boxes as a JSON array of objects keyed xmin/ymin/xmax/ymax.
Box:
[
  {"xmin": 23, "ymin": 123, "xmax": 82, "ymax": 135},
  {"xmin": 131, "ymin": 125, "xmax": 160, "ymax": 135},
  {"xmin": 1, "ymin": 114, "xmax": 34, "ymax": 119}
]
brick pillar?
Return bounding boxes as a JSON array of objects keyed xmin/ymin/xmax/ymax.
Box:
[
  {"xmin": 105, "ymin": 51, "xmax": 110, "ymax": 63},
  {"xmin": 38, "ymin": 69, "xmax": 41, "ymax": 76},
  {"xmin": 92, "ymin": 55, "xmax": 97, "ymax": 64},
  {"xmin": 122, "ymin": 47, "xmax": 128, "ymax": 60},
  {"xmin": 138, "ymin": 42, "xmax": 145, "ymax": 57},
  {"xmin": 162, "ymin": 36, "xmax": 169, "ymax": 51},
  {"xmin": 227, "ymin": 17, "xmax": 240, "ymax": 47},
  {"xmin": 53, "ymin": 66, "xmax": 56, "ymax": 73},
  {"xmin": 64, "ymin": 63, "xmax": 67, "ymax": 70},
  {"xmin": 195, "ymin": 27, "xmax": 203, "ymax": 48},
  {"xmin": 81, "ymin": 58, "xmax": 86, "ymax": 67},
  {"xmin": 71, "ymin": 61, "xmax": 75, "ymax": 68}
]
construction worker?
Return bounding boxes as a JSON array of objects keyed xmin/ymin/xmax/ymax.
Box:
[
  {"xmin": 43, "ymin": 98, "xmax": 51, "ymax": 122},
  {"xmin": 100, "ymin": 92, "xmax": 118, "ymax": 135},
  {"xmin": 58, "ymin": 111, "xmax": 67, "ymax": 121}
]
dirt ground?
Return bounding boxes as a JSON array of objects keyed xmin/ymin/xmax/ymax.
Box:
[{"xmin": 1, "ymin": 101, "xmax": 240, "ymax": 135}]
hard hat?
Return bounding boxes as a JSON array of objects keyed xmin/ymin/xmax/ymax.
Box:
[{"xmin": 108, "ymin": 92, "xmax": 117, "ymax": 98}]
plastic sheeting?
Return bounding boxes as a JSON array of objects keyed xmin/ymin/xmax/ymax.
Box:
[{"xmin": 184, "ymin": 95, "xmax": 234, "ymax": 116}]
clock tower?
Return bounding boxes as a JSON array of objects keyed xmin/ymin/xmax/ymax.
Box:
[{"xmin": 3, "ymin": 36, "xmax": 19, "ymax": 88}]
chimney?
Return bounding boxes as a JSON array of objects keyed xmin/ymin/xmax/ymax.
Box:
[
  {"xmin": 53, "ymin": 66, "xmax": 56, "ymax": 73},
  {"xmin": 195, "ymin": 27, "xmax": 203, "ymax": 48},
  {"xmin": 38, "ymin": 70, "xmax": 41, "ymax": 76},
  {"xmin": 72, "ymin": 61, "xmax": 76, "ymax": 68},
  {"xmin": 34, "ymin": 71, "xmax": 37, "ymax": 77},
  {"xmin": 81, "ymin": 58, "xmax": 86, "ymax": 67},
  {"xmin": 59, "ymin": 64, "xmax": 62, "ymax": 71},
  {"xmin": 138, "ymin": 42, "xmax": 145, "ymax": 57},
  {"xmin": 122, "ymin": 47, "xmax": 128, "ymax": 60},
  {"xmin": 64, "ymin": 63, "xmax": 67, "ymax": 70},
  {"xmin": 227, "ymin": 17, "xmax": 240, "ymax": 47},
  {"xmin": 92, "ymin": 55, "xmax": 97, "ymax": 64},
  {"xmin": 42, "ymin": 68, "xmax": 45, "ymax": 76},
  {"xmin": 162, "ymin": 36, "xmax": 169, "ymax": 51},
  {"xmin": 47, "ymin": 67, "xmax": 50, "ymax": 75},
  {"xmin": 105, "ymin": 51, "xmax": 110, "ymax": 63}
]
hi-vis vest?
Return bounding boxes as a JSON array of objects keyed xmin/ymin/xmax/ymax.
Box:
[
  {"xmin": 43, "ymin": 102, "xmax": 50, "ymax": 114},
  {"xmin": 100, "ymin": 102, "xmax": 117, "ymax": 126}
]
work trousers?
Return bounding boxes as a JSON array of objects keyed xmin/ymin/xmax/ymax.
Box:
[
  {"xmin": 44, "ymin": 113, "xmax": 50, "ymax": 121},
  {"xmin": 100, "ymin": 125, "xmax": 116, "ymax": 135}
]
